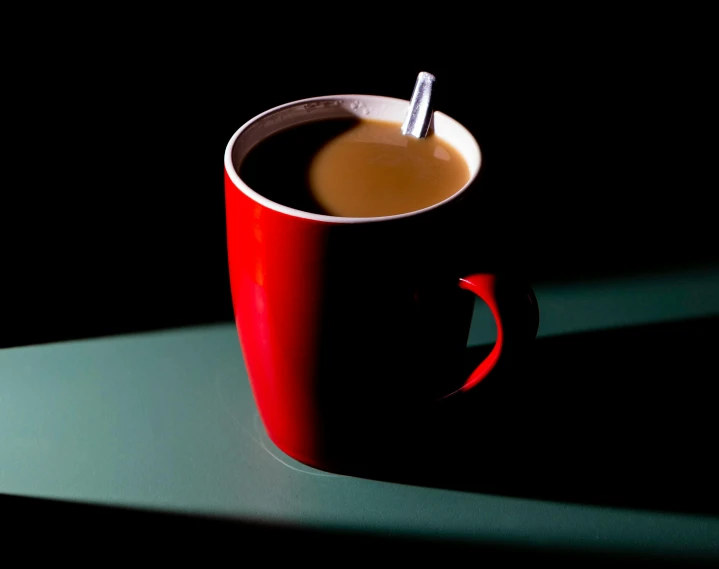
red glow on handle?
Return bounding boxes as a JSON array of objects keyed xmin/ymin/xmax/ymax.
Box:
[{"xmin": 458, "ymin": 274, "xmax": 504, "ymax": 391}]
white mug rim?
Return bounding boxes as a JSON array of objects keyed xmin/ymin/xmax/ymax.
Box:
[{"xmin": 224, "ymin": 94, "xmax": 482, "ymax": 224}]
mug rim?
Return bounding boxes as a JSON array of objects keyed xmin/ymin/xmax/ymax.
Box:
[{"xmin": 224, "ymin": 94, "xmax": 482, "ymax": 224}]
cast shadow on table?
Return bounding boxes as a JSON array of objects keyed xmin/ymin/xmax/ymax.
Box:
[
  {"xmin": 0, "ymin": 494, "xmax": 709, "ymax": 567},
  {"xmin": 344, "ymin": 315, "xmax": 719, "ymax": 517}
]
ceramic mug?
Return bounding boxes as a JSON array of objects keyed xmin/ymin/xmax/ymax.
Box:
[{"xmin": 224, "ymin": 94, "xmax": 539, "ymax": 472}]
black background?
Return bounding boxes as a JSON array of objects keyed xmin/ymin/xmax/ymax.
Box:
[
  {"xmin": 2, "ymin": 8, "xmax": 716, "ymax": 348},
  {"xmin": 1, "ymin": 11, "xmax": 718, "ymax": 564}
]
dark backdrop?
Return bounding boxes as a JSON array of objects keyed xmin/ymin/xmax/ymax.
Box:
[{"xmin": 2, "ymin": 9, "xmax": 715, "ymax": 348}]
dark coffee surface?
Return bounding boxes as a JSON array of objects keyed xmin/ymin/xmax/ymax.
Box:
[
  {"xmin": 239, "ymin": 118, "xmax": 359, "ymax": 215},
  {"xmin": 238, "ymin": 118, "xmax": 470, "ymax": 217}
]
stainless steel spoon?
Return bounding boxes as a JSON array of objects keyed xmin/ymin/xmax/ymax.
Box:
[{"xmin": 401, "ymin": 71, "xmax": 436, "ymax": 138}]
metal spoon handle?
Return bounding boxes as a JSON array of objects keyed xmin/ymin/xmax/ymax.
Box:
[{"xmin": 401, "ymin": 72, "xmax": 436, "ymax": 138}]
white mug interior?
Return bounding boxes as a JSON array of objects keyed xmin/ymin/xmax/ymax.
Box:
[{"xmin": 225, "ymin": 94, "xmax": 482, "ymax": 223}]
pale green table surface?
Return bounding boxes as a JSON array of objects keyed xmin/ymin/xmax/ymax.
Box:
[{"xmin": 2, "ymin": 267, "xmax": 718, "ymax": 562}]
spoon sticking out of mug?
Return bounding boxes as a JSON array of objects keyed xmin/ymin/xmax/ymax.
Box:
[{"xmin": 401, "ymin": 72, "xmax": 436, "ymax": 139}]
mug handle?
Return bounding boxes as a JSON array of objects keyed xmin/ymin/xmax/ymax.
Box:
[{"xmin": 453, "ymin": 273, "xmax": 539, "ymax": 393}]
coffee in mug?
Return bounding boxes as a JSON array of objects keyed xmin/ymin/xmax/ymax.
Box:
[{"xmin": 239, "ymin": 117, "xmax": 471, "ymax": 218}]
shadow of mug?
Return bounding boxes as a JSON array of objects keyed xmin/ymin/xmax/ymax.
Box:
[{"xmin": 354, "ymin": 314, "xmax": 719, "ymax": 518}]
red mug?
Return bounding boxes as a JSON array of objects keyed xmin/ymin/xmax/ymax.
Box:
[{"xmin": 224, "ymin": 94, "xmax": 539, "ymax": 472}]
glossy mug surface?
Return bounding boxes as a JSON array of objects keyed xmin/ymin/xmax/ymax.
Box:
[{"xmin": 224, "ymin": 95, "xmax": 539, "ymax": 472}]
